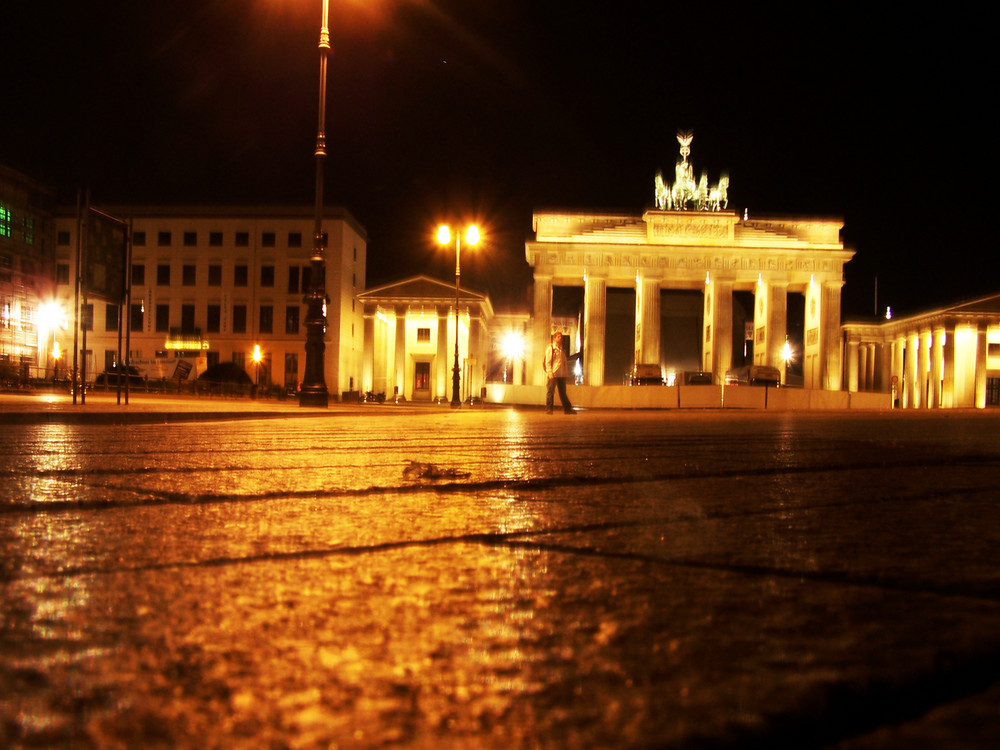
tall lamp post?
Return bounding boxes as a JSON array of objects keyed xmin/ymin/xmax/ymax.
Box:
[
  {"xmin": 299, "ymin": 0, "xmax": 331, "ymax": 407},
  {"xmin": 436, "ymin": 224, "xmax": 480, "ymax": 408}
]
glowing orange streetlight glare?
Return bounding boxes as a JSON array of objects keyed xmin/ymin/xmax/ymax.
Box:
[
  {"xmin": 781, "ymin": 339, "xmax": 793, "ymax": 364},
  {"xmin": 500, "ymin": 330, "xmax": 525, "ymax": 360},
  {"xmin": 436, "ymin": 224, "xmax": 482, "ymax": 247},
  {"xmin": 252, "ymin": 344, "xmax": 262, "ymax": 364}
]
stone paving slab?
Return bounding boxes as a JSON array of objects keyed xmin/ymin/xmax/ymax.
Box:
[{"xmin": 2, "ymin": 405, "xmax": 1000, "ymax": 748}]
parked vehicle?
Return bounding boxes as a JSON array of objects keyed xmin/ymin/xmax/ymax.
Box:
[
  {"xmin": 629, "ymin": 364, "xmax": 664, "ymax": 385},
  {"xmin": 724, "ymin": 365, "xmax": 781, "ymax": 387},
  {"xmin": 682, "ymin": 371, "xmax": 713, "ymax": 385},
  {"xmin": 94, "ymin": 365, "xmax": 145, "ymax": 387}
]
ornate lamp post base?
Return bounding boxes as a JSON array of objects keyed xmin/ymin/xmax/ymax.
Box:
[{"xmin": 299, "ymin": 294, "xmax": 329, "ymax": 407}]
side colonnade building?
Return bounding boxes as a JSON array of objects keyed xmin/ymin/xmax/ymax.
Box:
[{"xmin": 843, "ymin": 295, "xmax": 1000, "ymax": 409}]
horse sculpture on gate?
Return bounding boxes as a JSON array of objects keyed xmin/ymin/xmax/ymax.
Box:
[{"xmin": 653, "ymin": 132, "xmax": 729, "ymax": 212}]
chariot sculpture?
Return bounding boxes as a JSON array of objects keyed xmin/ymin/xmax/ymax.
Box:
[{"xmin": 654, "ymin": 132, "xmax": 728, "ymax": 211}]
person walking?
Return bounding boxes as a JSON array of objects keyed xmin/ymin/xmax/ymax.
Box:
[{"xmin": 543, "ymin": 331, "xmax": 575, "ymax": 414}]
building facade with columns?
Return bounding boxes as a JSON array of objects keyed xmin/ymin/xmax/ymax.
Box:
[
  {"xmin": 358, "ymin": 275, "xmax": 493, "ymax": 402},
  {"xmin": 525, "ymin": 209, "xmax": 853, "ymax": 389},
  {"xmin": 843, "ymin": 295, "xmax": 1000, "ymax": 409},
  {"xmin": 524, "ymin": 132, "xmax": 854, "ymax": 391}
]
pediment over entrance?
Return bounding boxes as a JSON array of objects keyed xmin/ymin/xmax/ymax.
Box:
[{"xmin": 358, "ymin": 274, "xmax": 490, "ymax": 309}]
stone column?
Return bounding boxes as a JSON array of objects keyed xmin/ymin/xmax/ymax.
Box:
[
  {"xmin": 820, "ymin": 283, "xmax": 843, "ymax": 391},
  {"xmin": 892, "ymin": 336, "xmax": 905, "ymax": 406},
  {"xmin": 975, "ymin": 322, "xmax": 988, "ymax": 409},
  {"xmin": 531, "ymin": 276, "xmax": 552, "ymax": 386},
  {"xmin": 362, "ymin": 303, "xmax": 375, "ymax": 393},
  {"xmin": 394, "ymin": 305, "xmax": 407, "ymax": 399},
  {"xmin": 867, "ymin": 344, "xmax": 878, "ymax": 391},
  {"xmin": 703, "ymin": 277, "xmax": 733, "ymax": 381},
  {"xmin": 941, "ymin": 324, "xmax": 956, "ymax": 408},
  {"xmin": 930, "ymin": 329, "xmax": 943, "ymax": 408},
  {"xmin": 846, "ymin": 337, "xmax": 860, "ymax": 393},
  {"xmin": 906, "ymin": 331, "xmax": 919, "ymax": 408},
  {"xmin": 918, "ymin": 329, "xmax": 932, "ymax": 408},
  {"xmin": 635, "ymin": 276, "xmax": 660, "ymax": 366},
  {"xmin": 436, "ymin": 305, "xmax": 450, "ymax": 399},
  {"xmin": 584, "ymin": 275, "xmax": 607, "ymax": 386},
  {"xmin": 761, "ymin": 282, "xmax": 787, "ymax": 369}
]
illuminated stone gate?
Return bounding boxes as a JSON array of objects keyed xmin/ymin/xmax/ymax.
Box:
[{"xmin": 525, "ymin": 135, "xmax": 854, "ymax": 389}]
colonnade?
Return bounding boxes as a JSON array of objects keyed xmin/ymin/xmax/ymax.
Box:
[
  {"xmin": 530, "ymin": 271, "xmax": 845, "ymax": 390},
  {"xmin": 526, "ymin": 210, "xmax": 852, "ymax": 390},
  {"xmin": 844, "ymin": 315, "xmax": 997, "ymax": 409}
]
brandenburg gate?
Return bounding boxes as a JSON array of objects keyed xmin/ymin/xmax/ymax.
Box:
[{"xmin": 525, "ymin": 134, "xmax": 855, "ymax": 389}]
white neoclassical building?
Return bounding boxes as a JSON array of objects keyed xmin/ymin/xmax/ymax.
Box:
[
  {"xmin": 843, "ymin": 294, "xmax": 1000, "ymax": 409},
  {"xmin": 358, "ymin": 276, "xmax": 493, "ymax": 402}
]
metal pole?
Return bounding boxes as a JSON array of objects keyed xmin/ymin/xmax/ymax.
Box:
[
  {"xmin": 299, "ymin": 0, "xmax": 330, "ymax": 407},
  {"xmin": 452, "ymin": 235, "xmax": 461, "ymax": 408}
]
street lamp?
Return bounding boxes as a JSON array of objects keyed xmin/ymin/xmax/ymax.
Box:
[
  {"xmin": 52, "ymin": 342, "xmax": 61, "ymax": 385},
  {"xmin": 252, "ymin": 344, "xmax": 262, "ymax": 393},
  {"xmin": 299, "ymin": 0, "xmax": 331, "ymax": 408},
  {"xmin": 781, "ymin": 337, "xmax": 793, "ymax": 385},
  {"xmin": 436, "ymin": 224, "xmax": 480, "ymax": 407}
]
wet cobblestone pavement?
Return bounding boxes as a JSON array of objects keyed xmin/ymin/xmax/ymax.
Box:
[{"xmin": 2, "ymin": 398, "xmax": 1000, "ymax": 748}]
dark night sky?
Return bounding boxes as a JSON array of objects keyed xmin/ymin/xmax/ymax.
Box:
[{"xmin": 2, "ymin": 1, "xmax": 992, "ymax": 317}]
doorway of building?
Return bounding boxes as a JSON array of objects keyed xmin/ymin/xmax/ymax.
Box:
[{"xmin": 413, "ymin": 361, "xmax": 431, "ymax": 401}]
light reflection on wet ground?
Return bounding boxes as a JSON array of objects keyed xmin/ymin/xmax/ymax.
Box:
[{"xmin": 2, "ymin": 409, "xmax": 1000, "ymax": 748}]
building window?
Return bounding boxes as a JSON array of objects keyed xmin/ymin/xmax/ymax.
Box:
[
  {"xmin": 105, "ymin": 304, "xmax": 118, "ymax": 332},
  {"xmin": 183, "ymin": 231, "xmax": 197, "ymax": 247},
  {"xmin": 57, "ymin": 263, "xmax": 70, "ymax": 284},
  {"xmin": 182, "ymin": 264, "xmax": 196, "ymax": 286},
  {"xmin": 285, "ymin": 353, "xmax": 298, "ymax": 389},
  {"xmin": 81, "ymin": 304, "xmax": 94, "ymax": 331},
  {"xmin": 157, "ymin": 264, "xmax": 170, "ymax": 286},
  {"xmin": 260, "ymin": 265, "xmax": 274, "ymax": 287},
  {"xmin": 157, "ymin": 231, "xmax": 171, "ymax": 247},
  {"xmin": 234, "ymin": 264, "xmax": 248, "ymax": 287},
  {"xmin": 235, "ymin": 231, "xmax": 249, "ymax": 247},
  {"xmin": 417, "ymin": 327, "xmax": 431, "ymax": 343},
  {"xmin": 155, "ymin": 304, "xmax": 169, "ymax": 332},
  {"xmin": 233, "ymin": 351, "xmax": 246, "ymax": 369},
  {"xmin": 209, "ymin": 231, "xmax": 223, "ymax": 247},
  {"xmin": 133, "ymin": 231, "xmax": 146, "ymax": 246},
  {"xmin": 259, "ymin": 305, "xmax": 273, "ymax": 334},
  {"xmin": 262, "ymin": 232, "xmax": 276, "ymax": 247},
  {"xmin": 57, "ymin": 231, "xmax": 70, "ymax": 246},
  {"xmin": 232, "ymin": 304, "xmax": 247, "ymax": 334},
  {"xmin": 206, "ymin": 304, "xmax": 221, "ymax": 333},
  {"xmin": 285, "ymin": 306, "xmax": 299, "ymax": 335},
  {"xmin": 288, "ymin": 232, "xmax": 302, "ymax": 248},
  {"xmin": 181, "ymin": 304, "xmax": 195, "ymax": 333},
  {"xmin": 131, "ymin": 263, "xmax": 145, "ymax": 286},
  {"xmin": 288, "ymin": 266, "xmax": 300, "ymax": 294},
  {"xmin": 130, "ymin": 304, "xmax": 143, "ymax": 332},
  {"xmin": 208, "ymin": 264, "xmax": 222, "ymax": 286}
]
